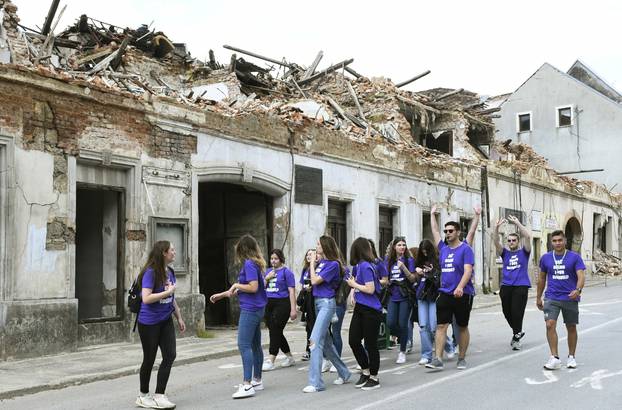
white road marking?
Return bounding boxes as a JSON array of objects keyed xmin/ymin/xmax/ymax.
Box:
[
  {"xmin": 218, "ymin": 363, "xmax": 242, "ymax": 369},
  {"xmin": 570, "ymin": 369, "xmax": 622, "ymax": 390},
  {"xmin": 378, "ymin": 363, "xmax": 418, "ymax": 374},
  {"xmin": 353, "ymin": 315, "xmax": 622, "ymax": 410},
  {"xmin": 525, "ymin": 370, "xmax": 559, "ymax": 385},
  {"xmin": 581, "ymin": 300, "xmax": 622, "ymax": 307}
]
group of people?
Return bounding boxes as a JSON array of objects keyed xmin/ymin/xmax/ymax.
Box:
[{"xmin": 131, "ymin": 205, "xmax": 586, "ymax": 408}]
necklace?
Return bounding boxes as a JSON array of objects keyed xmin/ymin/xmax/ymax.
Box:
[{"xmin": 553, "ymin": 250, "xmax": 567, "ymax": 265}]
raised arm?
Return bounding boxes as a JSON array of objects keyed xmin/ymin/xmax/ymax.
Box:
[
  {"xmin": 466, "ymin": 205, "xmax": 481, "ymax": 247},
  {"xmin": 508, "ymin": 215, "xmax": 531, "ymax": 253},
  {"xmin": 492, "ymin": 218, "xmax": 506, "ymax": 256},
  {"xmin": 431, "ymin": 205, "xmax": 442, "ymax": 245}
]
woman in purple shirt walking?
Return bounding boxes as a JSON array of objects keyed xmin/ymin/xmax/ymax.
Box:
[
  {"xmin": 209, "ymin": 234, "xmax": 267, "ymax": 399},
  {"xmin": 262, "ymin": 248, "xmax": 297, "ymax": 371},
  {"xmin": 135, "ymin": 240, "xmax": 185, "ymax": 410}
]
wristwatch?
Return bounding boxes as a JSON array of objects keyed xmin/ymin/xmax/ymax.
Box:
[{"xmin": 575, "ymin": 288, "xmax": 583, "ymax": 293}]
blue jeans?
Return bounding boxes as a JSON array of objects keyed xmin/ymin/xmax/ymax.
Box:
[
  {"xmin": 418, "ymin": 300, "xmax": 454, "ymax": 360},
  {"xmin": 238, "ymin": 308, "xmax": 264, "ymax": 382},
  {"xmin": 330, "ymin": 303, "xmax": 347, "ymax": 356},
  {"xmin": 387, "ymin": 299, "xmax": 412, "ymax": 352},
  {"xmin": 308, "ymin": 298, "xmax": 351, "ymax": 390}
]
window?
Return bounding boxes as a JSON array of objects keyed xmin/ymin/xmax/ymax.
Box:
[
  {"xmin": 422, "ymin": 211, "xmax": 440, "ymax": 243},
  {"xmin": 327, "ymin": 200, "xmax": 348, "ymax": 260},
  {"xmin": 150, "ymin": 217, "xmax": 189, "ymax": 274},
  {"xmin": 557, "ymin": 106, "xmax": 572, "ymax": 127},
  {"xmin": 378, "ymin": 207, "xmax": 395, "ymax": 256},
  {"xmin": 517, "ymin": 113, "xmax": 531, "ymax": 132},
  {"xmin": 459, "ymin": 217, "xmax": 472, "ymax": 242}
]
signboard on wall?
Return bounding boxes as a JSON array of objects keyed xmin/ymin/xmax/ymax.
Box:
[
  {"xmin": 294, "ymin": 165, "xmax": 323, "ymax": 205},
  {"xmin": 545, "ymin": 216, "xmax": 558, "ymax": 230},
  {"xmin": 531, "ymin": 210, "xmax": 542, "ymax": 231},
  {"xmin": 499, "ymin": 207, "xmax": 525, "ymax": 224}
]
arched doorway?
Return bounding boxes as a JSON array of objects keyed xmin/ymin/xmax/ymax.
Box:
[{"xmin": 564, "ymin": 217, "xmax": 582, "ymax": 253}]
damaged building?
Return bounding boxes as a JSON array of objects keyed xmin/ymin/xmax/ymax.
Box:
[{"xmin": 0, "ymin": 1, "xmax": 620, "ymax": 359}]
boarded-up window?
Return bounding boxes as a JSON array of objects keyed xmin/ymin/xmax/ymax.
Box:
[
  {"xmin": 327, "ymin": 200, "xmax": 348, "ymax": 259},
  {"xmin": 295, "ymin": 165, "xmax": 323, "ymax": 205},
  {"xmin": 558, "ymin": 107, "xmax": 572, "ymax": 127}
]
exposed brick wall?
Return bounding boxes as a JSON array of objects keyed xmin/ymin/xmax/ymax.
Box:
[
  {"xmin": 126, "ymin": 230, "xmax": 146, "ymax": 241},
  {"xmin": 46, "ymin": 217, "xmax": 75, "ymax": 251}
]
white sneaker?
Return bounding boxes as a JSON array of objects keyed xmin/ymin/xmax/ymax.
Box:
[
  {"xmin": 333, "ymin": 373, "xmax": 350, "ymax": 385},
  {"xmin": 543, "ymin": 355, "xmax": 562, "ymax": 370},
  {"xmin": 152, "ymin": 394, "xmax": 176, "ymax": 409},
  {"xmin": 418, "ymin": 357, "xmax": 430, "ymax": 365},
  {"xmin": 566, "ymin": 355, "xmax": 577, "ymax": 369},
  {"xmin": 280, "ymin": 356, "xmax": 295, "ymax": 368},
  {"xmin": 302, "ymin": 385, "xmax": 318, "ymax": 393},
  {"xmin": 396, "ymin": 352, "xmax": 406, "ymax": 364},
  {"xmin": 322, "ymin": 359, "xmax": 331, "ymax": 372},
  {"xmin": 136, "ymin": 394, "xmax": 157, "ymax": 409},
  {"xmin": 329, "ymin": 365, "xmax": 337, "ymax": 373},
  {"xmin": 232, "ymin": 384, "xmax": 256, "ymax": 399},
  {"xmin": 251, "ymin": 380, "xmax": 264, "ymax": 391},
  {"xmin": 446, "ymin": 350, "xmax": 456, "ymax": 360},
  {"xmin": 262, "ymin": 361, "xmax": 276, "ymax": 371}
]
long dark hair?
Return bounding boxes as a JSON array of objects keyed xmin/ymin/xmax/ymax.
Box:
[
  {"xmin": 350, "ymin": 237, "xmax": 374, "ymax": 266},
  {"xmin": 235, "ymin": 234, "xmax": 266, "ymax": 272},
  {"xmin": 302, "ymin": 248, "xmax": 314, "ymax": 273},
  {"xmin": 319, "ymin": 235, "xmax": 345, "ymax": 275},
  {"xmin": 368, "ymin": 238, "xmax": 379, "ymax": 260},
  {"xmin": 415, "ymin": 239, "xmax": 439, "ymax": 269},
  {"xmin": 388, "ymin": 236, "xmax": 413, "ymax": 268},
  {"xmin": 140, "ymin": 240, "xmax": 171, "ymax": 289}
]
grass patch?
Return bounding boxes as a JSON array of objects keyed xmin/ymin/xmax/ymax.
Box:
[{"xmin": 197, "ymin": 328, "xmax": 215, "ymax": 339}]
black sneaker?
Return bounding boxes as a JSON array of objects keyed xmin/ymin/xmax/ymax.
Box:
[
  {"xmin": 355, "ymin": 374, "xmax": 370, "ymax": 388},
  {"xmin": 301, "ymin": 352, "xmax": 310, "ymax": 361},
  {"xmin": 515, "ymin": 332, "xmax": 525, "ymax": 341},
  {"xmin": 361, "ymin": 378, "xmax": 380, "ymax": 391}
]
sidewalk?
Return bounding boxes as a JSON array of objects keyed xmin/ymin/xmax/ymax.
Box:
[{"xmin": 0, "ymin": 276, "xmax": 608, "ymax": 400}]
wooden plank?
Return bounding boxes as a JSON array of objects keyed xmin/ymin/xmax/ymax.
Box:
[
  {"xmin": 223, "ymin": 44, "xmax": 293, "ymax": 68},
  {"xmin": 74, "ymin": 46, "xmax": 114, "ymax": 66},
  {"xmin": 41, "ymin": 0, "xmax": 60, "ymax": 36},
  {"xmin": 433, "ymin": 88, "xmax": 464, "ymax": 101},
  {"xmin": 346, "ymin": 80, "xmax": 365, "ymax": 120},
  {"xmin": 396, "ymin": 70, "xmax": 431, "ymax": 88},
  {"xmin": 87, "ymin": 49, "xmax": 119, "ymax": 75},
  {"xmin": 396, "ymin": 95, "xmax": 441, "ymax": 114},
  {"xmin": 302, "ymin": 51, "xmax": 323, "ymax": 80},
  {"xmin": 345, "ymin": 66, "xmax": 363, "ymax": 79},
  {"xmin": 298, "ymin": 58, "xmax": 354, "ymax": 86},
  {"xmin": 111, "ymin": 35, "xmax": 131, "ymax": 70}
]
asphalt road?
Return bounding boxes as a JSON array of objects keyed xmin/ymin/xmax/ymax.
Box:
[{"xmin": 2, "ymin": 282, "xmax": 622, "ymax": 410}]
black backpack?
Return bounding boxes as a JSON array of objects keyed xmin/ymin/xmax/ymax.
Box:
[{"xmin": 127, "ymin": 275, "xmax": 142, "ymax": 332}]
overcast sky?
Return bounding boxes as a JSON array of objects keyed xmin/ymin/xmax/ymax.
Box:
[{"xmin": 13, "ymin": 0, "xmax": 622, "ymax": 96}]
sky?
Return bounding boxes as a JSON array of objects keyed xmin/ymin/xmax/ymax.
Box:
[{"xmin": 12, "ymin": 0, "xmax": 622, "ymax": 96}]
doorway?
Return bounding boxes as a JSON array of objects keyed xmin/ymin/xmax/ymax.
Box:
[
  {"xmin": 199, "ymin": 182, "xmax": 273, "ymax": 326},
  {"xmin": 75, "ymin": 186, "xmax": 124, "ymax": 321},
  {"xmin": 564, "ymin": 217, "xmax": 582, "ymax": 253}
]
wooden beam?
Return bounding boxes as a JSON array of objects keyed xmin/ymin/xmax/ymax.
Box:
[
  {"xmin": 229, "ymin": 53, "xmax": 237, "ymax": 73},
  {"xmin": 396, "ymin": 70, "xmax": 431, "ymax": 88},
  {"xmin": 346, "ymin": 80, "xmax": 365, "ymax": 120},
  {"xmin": 111, "ymin": 35, "xmax": 131, "ymax": 70},
  {"xmin": 345, "ymin": 66, "xmax": 363, "ymax": 79},
  {"xmin": 41, "ymin": 0, "xmax": 60, "ymax": 36},
  {"xmin": 325, "ymin": 95, "xmax": 366, "ymax": 129},
  {"xmin": 302, "ymin": 51, "xmax": 323, "ymax": 80},
  {"xmin": 75, "ymin": 46, "xmax": 114, "ymax": 66},
  {"xmin": 298, "ymin": 58, "xmax": 354, "ymax": 86},
  {"xmin": 475, "ymin": 107, "xmax": 501, "ymax": 115},
  {"xmin": 434, "ymin": 88, "xmax": 464, "ymax": 101},
  {"xmin": 223, "ymin": 44, "xmax": 294, "ymax": 69},
  {"xmin": 396, "ymin": 95, "xmax": 441, "ymax": 114},
  {"xmin": 87, "ymin": 49, "xmax": 119, "ymax": 75}
]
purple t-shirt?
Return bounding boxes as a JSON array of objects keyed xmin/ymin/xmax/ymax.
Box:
[
  {"xmin": 312, "ymin": 259, "xmax": 341, "ymax": 298},
  {"xmin": 374, "ymin": 258, "xmax": 389, "ymax": 280},
  {"xmin": 265, "ymin": 267, "xmax": 296, "ymax": 299},
  {"xmin": 539, "ymin": 250, "xmax": 586, "ymax": 301},
  {"xmin": 299, "ymin": 267, "xmax": 310, "ymax": 286},
  {"xmin": 353, "ymin": 261, "xmax": 382, "ymax": 312},
  {"xmin": 438, "ymin": 241, "xmax": 475, "ymax": 295},
  {"xmin": 501, "ymin": 248, "xmax": 531, "ymax": 287},
  {"xmin": 138, "ymin": 267, "xmax": 175, "ymax": 325},
  {"xmin": 388, "ymin": 256, "xmax": 415, "ymax": 302},
  {"xmin": 238, "ymin": 259, "xmax": 267, "ymax": 312}
]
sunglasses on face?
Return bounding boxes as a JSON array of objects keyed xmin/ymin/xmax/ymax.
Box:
[
  {"xmin": 443, "ymin": 229, "xmax": 455, "ymax": 234},
  {"xmin": 507, "ymin": 239, "xmax": 518, "ymax": 243}
]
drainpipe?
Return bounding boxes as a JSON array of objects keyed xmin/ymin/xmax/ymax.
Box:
[{"xmin": 481, "ymin": 165, "xmax": 491, "ymax": 293}]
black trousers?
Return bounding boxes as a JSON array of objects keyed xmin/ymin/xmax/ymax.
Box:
[
  {"xmin": 265, "ymin": 297, "xmax": 291, "ymax": 356},
  {"xmin": 499, "ymin": 285, "xmax": 529, "ymax": 335},
  {"xmin": 138, "ymin": 316, "xmax": 176, "ymax": 394},
  {"xmin": 349, "ymin": 303, "xmax": 382, "ymax": 376}
]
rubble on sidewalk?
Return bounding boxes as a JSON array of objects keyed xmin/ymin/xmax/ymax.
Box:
[{"xmin": 593, "ymin": 250, "xmax": 622, "ymax": 276}]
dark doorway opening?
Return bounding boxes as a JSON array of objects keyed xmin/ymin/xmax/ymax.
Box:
[
  {"xmin": 75, "ymin": 186, "xmax": 124, "ymax": 322},
  {"xmin": 327, "ymin": 199, "xmax": 348, "ymax": 260},
  {"xmin": 379, "ymin": 207, "xmax": 394, "ymax": 257},
  {"xmin": 565, "ymin": 217, "xmax": 583, "ymax": 253},
  {"xmin": 199, "ymin": 182, "xmax": 273, "ymax": 326}
]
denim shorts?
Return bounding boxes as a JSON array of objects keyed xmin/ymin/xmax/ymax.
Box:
[{"xmin": 543, "ymin": 299, "xmax": 579, "ymax": 324}]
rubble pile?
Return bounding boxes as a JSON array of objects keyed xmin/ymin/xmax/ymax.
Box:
[{"xmin": 593, "ymin": 250, "xmax": 622, "ymax": 276}]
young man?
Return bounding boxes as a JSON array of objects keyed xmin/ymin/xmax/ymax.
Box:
[
  {"xmin": 493, "ymin": 215, "xmax": 531, "ymax": 350},
  {"xmin": 537, "ymin": 230, "xmax": 585, "ymax": 370},
  {"xmin": 426, "ymin": 205, "xmax": 475, "ymax": 371}
]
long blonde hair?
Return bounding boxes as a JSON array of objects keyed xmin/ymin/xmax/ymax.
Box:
[{"xmin": 235, "ymin": 234, "xmax": 266, "ymax": 272}]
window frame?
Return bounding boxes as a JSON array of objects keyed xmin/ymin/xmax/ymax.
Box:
[
  {"xmin": 150, "ymin": 217, "xmax": 190, "ymax": 275},
  {"xmin": 556, "ymin": 105, "xmax": 574, "ymax": 128},
  {"xmin": 516, "ymin": 111, "xmax": 532, "ymax": 133}
]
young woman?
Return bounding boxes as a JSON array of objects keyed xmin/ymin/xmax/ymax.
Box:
[
  {"xmin": 299, "ymin": 249, "xmax": 316, "ymax": 361},
  {"xmin": 325, "ymin": 250, "xmax": 348, "ymax": 373},
  {"xmin": 368, "ymin": 239, "xmax": 389, "ymax": 286},
  {"xmin": 414, "ymin": 239, "xmax": 455, "ymax": 365},
  {"xmin": 209, "ymin": 234, "xmax": 267, "ymax": 399},
  {"xmin": 303, "ymin": 235, "xmax": 351, "ymax": 393},
  {"xmin": 135, "ymin": 241, "xmax": 185, "ymax": 410},
  {"xmin": 386, "ymin": 236, "xmax": 416, "ymax": 364},
  {"xmin": 262, "ymin": 249, "xmax": 297, "ymax": 371},
  {"xmin": 347, "ymin": 237, "xmax": 383, "ymax": 390}
]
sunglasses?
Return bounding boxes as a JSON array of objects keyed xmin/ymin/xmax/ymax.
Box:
[
  {"xmin": 443, "ymin": 229, "xmax": 455, "ymax": 234},
  {"xmin": 507, "ymin": 239, "xmax": 518, "ymax": 243}
]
